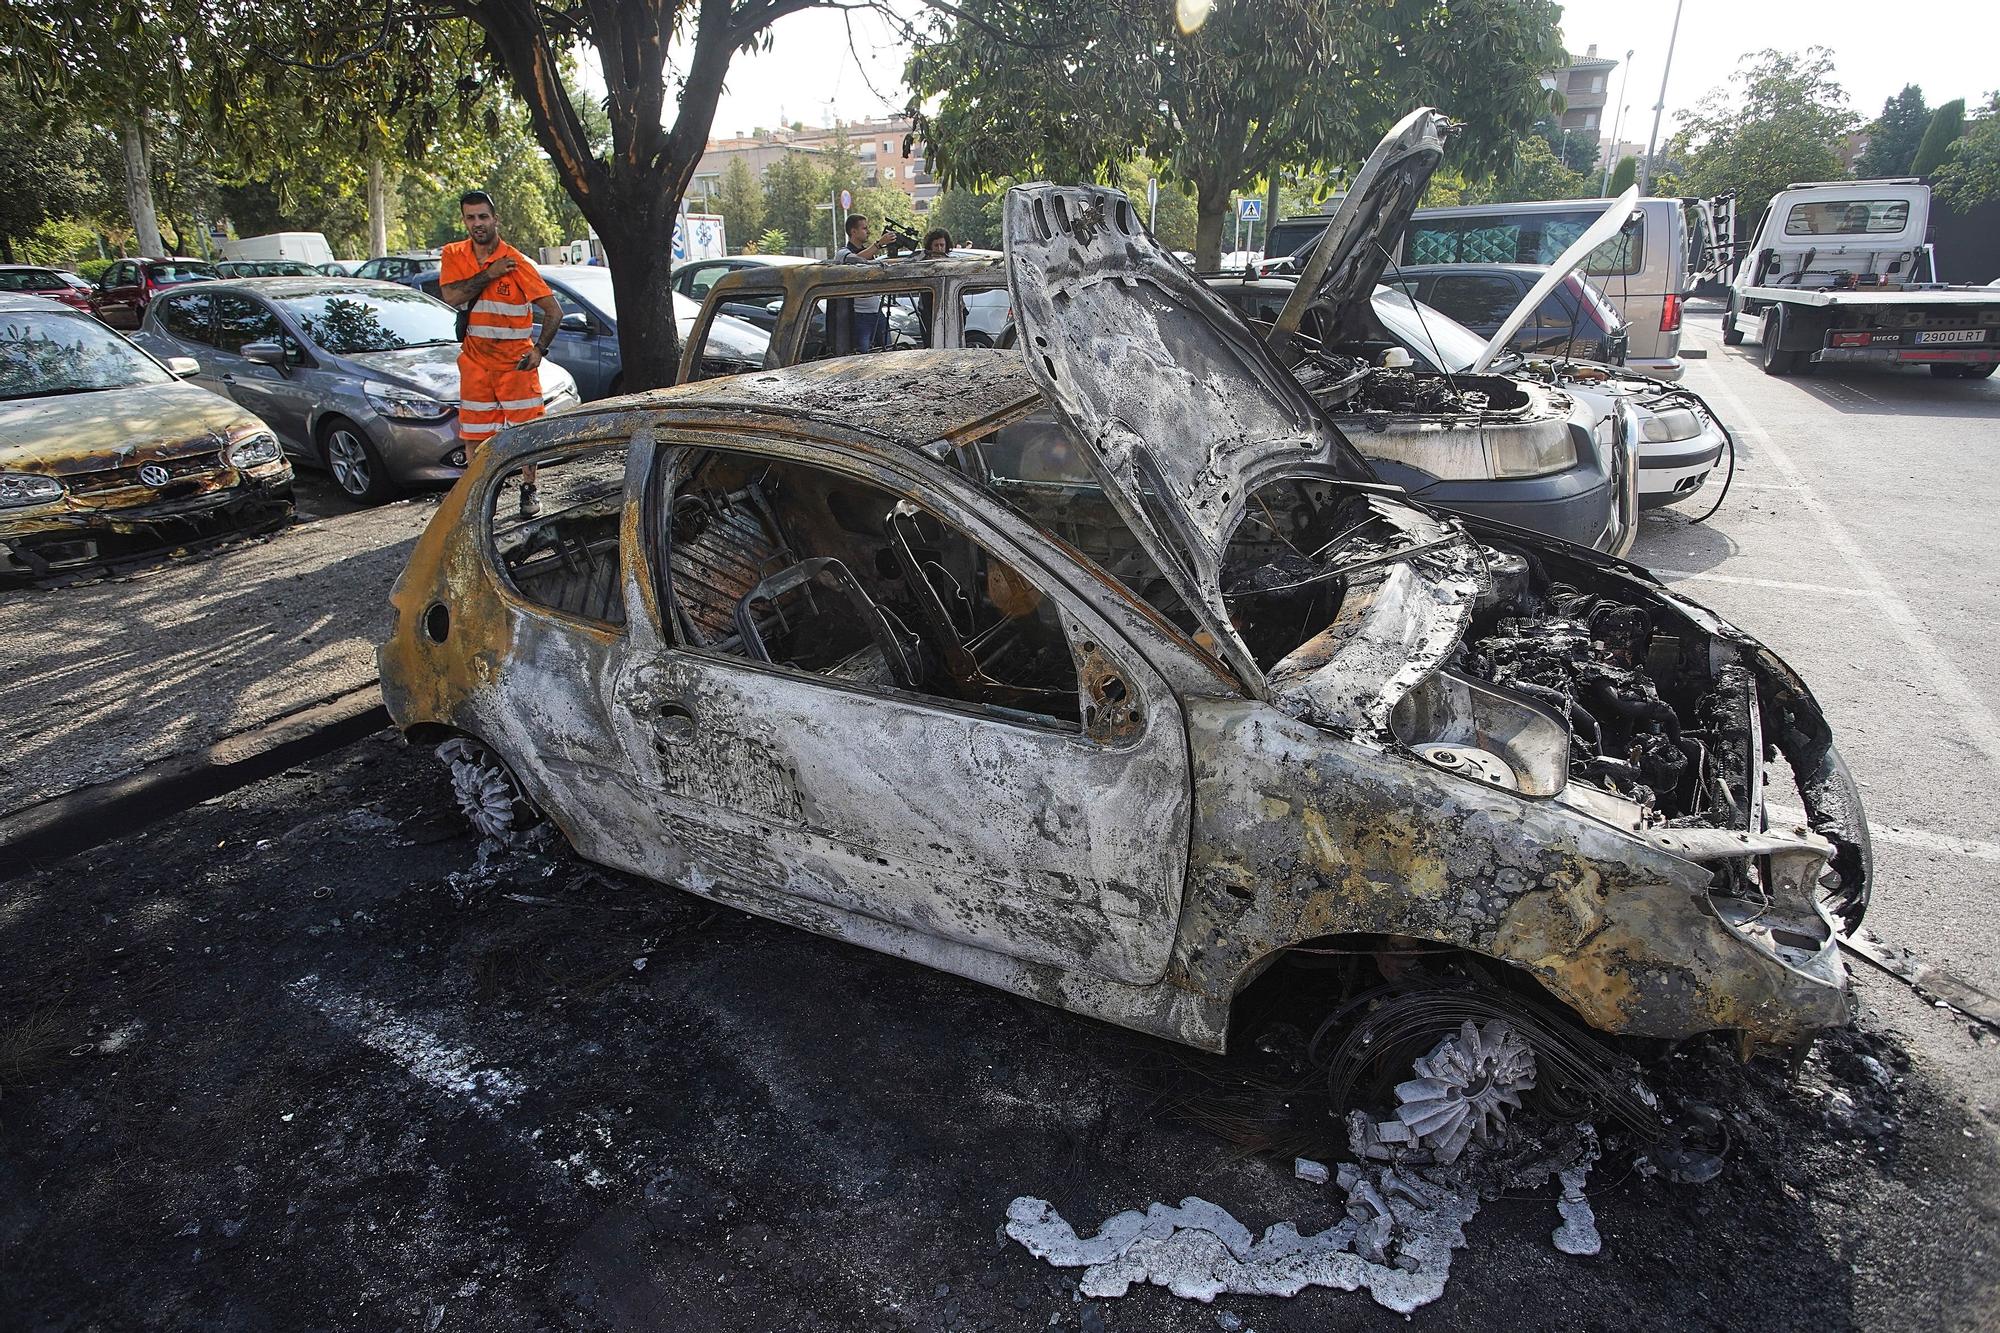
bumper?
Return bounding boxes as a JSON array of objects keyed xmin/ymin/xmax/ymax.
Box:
[
  {"xmin": 1628, "ymin": 355, "xmax": 1684, "ymax": 380},
  {"xmin": 1639, "ymin": 427, "xmax": 1727, "ymax": 508},
  {"xmin": 1813, "ymin": 346, "xmax": 2000, "ymax": 367},
  {"xmin": 0, "ymin": 473, "xmax": 295, "ymax": 580},
  {"xmin": 372, "ymin": 416, "xmax": 467, "ymax": 487},
  {"xmin": 1391, "ymin": 454, "xmax": 1620, "ymax": 553}
]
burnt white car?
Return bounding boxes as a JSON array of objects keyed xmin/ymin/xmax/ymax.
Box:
[{"xmin": 379, "ymin": 134, "xmax": 1868, "ymax": 1149}]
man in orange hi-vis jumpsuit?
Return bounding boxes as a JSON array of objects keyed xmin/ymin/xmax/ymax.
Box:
[{"xmin": 440, "ymin": 190, "xmax": 563, "ymax": 514}]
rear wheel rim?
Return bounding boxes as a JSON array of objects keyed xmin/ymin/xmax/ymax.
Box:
[{"xmin": 327, "ymin": 429, "xmax": 370, "ymax": 495}]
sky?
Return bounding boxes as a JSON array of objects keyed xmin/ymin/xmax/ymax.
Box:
[{"xmin": 681, "ymin": 0, "xmax": 1998, "ymax": 144}]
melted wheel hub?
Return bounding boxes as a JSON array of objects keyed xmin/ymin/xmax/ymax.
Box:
[
  {"xmin": 1393, "ymin": 1019, "xmax": 1538, "ymax": 1163},
  {"xmin": 437, "ymin": 738, "xmax": 534, "ymax": 839}
]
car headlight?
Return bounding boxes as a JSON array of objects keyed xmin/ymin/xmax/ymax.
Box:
[
  {"xmin": 1487, "ymin": 424, "xmax": 1579, "ymax": 479},
  {"xmin": 0, "ymin": 471, "xmax": 65, "ymax": 508},
  {"xmin": 364, "ymin": 380, "xmax": 451, "ymax": 420},
  {"xmin": 1639, "ymin": 407, "xmax": 1703, "ymax": 443},
  {"xmin": 229, "ymin": 430, "xmax": 284, "ymax": 468}
]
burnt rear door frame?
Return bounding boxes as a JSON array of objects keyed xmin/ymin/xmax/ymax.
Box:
[{"xmin": 605, "ymin": 422, "xmax": 1194, "ymax": 987}]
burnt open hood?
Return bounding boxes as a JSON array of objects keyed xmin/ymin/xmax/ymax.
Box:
[
  {"xmin": 1269, "ymin": 108, "xmax": 1447, "ymax": 358},
  {"xmin": 1003, "ymin": 182, "xmax": 1377, "ymax": 690}
]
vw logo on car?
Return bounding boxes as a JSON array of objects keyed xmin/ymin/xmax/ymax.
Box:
[{"xmin": 137, "ymin": 463, "xmax": 172, "ymax": 488}]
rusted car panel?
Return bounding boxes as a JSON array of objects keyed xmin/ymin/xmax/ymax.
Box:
[{"xmin": 677, "ymin": 258, "xmax": 1007, "ymax": 382}]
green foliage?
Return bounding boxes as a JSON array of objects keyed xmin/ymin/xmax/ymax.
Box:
[
  {"xmin": 1910, "ymin": 99, "xmax": 1966, "ymax": 176},
  {"xmin": 77, "ymin": 257, "xmax": 115, "ymax": 283},
  {"xmin": 907, "ymin": 0, "xmax": 1565, "ymax": 267},
  {"xmin": 1933, "ymin": 93, "xmax": 2000, "ymax": 206},
  {"xmin": 755, "ymin": 228, "xmax": 788, "ymax": 254},
  {"xmin": 1608, "ymin": 155, "xmax": 1638, "ymax": 194},
  {"xmin": 1856, "ymin": 85, "xmax": 1929, "ymax": 178},
  {"xmin": 1665, "ymin": 49, "xmax": 1856, "ymax": 230},
  {"xmin": 927, "ymin": 189, "xmax": 1003, "ymax": 249},
  {"xmin": 1538, "ymin": 122, "xmax": 1599, "ymax": 174},
  {"xmin": 1113, "ymin": 160, "xmax": 1198, "ymax": 250},
  {"xmin": 0, "ymin": 75, "xmax": 105, "ymax": 261},
  {"xmin": 850, "ymin": 186, "xmax": 919, "ymax": 237},
  {"xmin": 762, "ymin": 152, "xmax": 832, "ymax": 255},
  {"xmin": 1492, "ymin": 135, "xmax": 1592, "ymax": 202},
  {"xmin": 716, "ymin": 157, "xmax": 765, "ymax": 254}
]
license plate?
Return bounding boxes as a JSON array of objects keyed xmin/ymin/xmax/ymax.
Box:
[{"xmin": 1916, "ymin": 329, "xmax": 1986, "ymax": 344}]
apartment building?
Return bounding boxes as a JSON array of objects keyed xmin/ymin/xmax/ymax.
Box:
[
  {"xmin": 689, "ymin": 116, "xmax": 942, "ymax": 215},
  {"xmin": 1555, "ymin": 45, "xmax": 1619, "ymax": 138}
]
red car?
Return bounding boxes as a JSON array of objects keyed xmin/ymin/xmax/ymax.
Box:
[
  {"xmin": 0, "ymin": 264, "xmax": 94, "ymax": 311},
  {"xmin": 88, "ymin": 256, "xmax": 217, "ymax": 329}
]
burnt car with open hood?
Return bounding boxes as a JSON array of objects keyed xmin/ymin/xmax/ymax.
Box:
[{"xmin": 378, "ymin": 139, "xmax": 1869, "ymax": 1160}]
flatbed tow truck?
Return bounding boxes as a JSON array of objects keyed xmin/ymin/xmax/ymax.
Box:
[{"xmin": 1721, "ymin": 178, "xmax": 2000, "ymax": 380}]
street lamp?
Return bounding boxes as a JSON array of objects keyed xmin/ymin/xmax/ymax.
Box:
[
  {"xmin": 1640, "ymin": 0, "xmax": 1685, "ymax": 194},
  {"xmin": 1602, "ymin": 48, "xmax": 1635, "ymax": 195}
]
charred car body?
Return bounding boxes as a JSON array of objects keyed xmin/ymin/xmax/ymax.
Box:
[
  {"xmin": 380, "ymin": 114, "xmax": 1869, "ymax": 1139},
  {"xmin": 1, "ymin": 293, "xmax": 293, "ymax": 581}
]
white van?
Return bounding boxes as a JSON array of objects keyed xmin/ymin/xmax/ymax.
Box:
[
  {"xmin": 1394, "ymin": 198, "xmax": 1694, "ymax": 378},
  {"xmin": 217, "ymin": 232, "xmax": 335, "ymax": 266}
]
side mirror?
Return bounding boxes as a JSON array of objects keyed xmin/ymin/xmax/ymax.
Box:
[
  {"xmin": 558, "ymin": 311, "xmax": 591, "ymax": 333},
  {"xmin": 240, "ymin": 341, "xmax": 287, "ymax": 369},
  {"xmin": 165, "ymin": 355, "xmax": 201, "ymax": 378}
]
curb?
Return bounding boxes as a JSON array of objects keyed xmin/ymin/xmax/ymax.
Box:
[{"xmin": 0, "ymin": 684, "xmax": 390, "ymax": 878}]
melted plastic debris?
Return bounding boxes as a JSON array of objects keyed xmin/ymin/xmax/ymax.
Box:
[
  {"xmin": 1010, "ymin": 1103, "xmax": 1611, "ymax": 1313},
  {"xmin": 1551, "ymin": 1164, "xmax": 1601, "ymax": 1256}
]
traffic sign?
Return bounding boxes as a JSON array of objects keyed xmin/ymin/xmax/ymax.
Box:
[
  {"xmin": 1238, "ymin": 198, "xmax": 1263, "ymax": 221},
  {"xmin": 840, "ymin": 189, "xmax": 852, "ymax": 211}
]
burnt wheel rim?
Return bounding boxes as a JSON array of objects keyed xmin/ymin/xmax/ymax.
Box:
[{"xmin": 327, "ymin": 429, "xmax": 371, "ymax": 495}]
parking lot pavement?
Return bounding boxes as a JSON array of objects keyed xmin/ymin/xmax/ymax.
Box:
[
  {"xmin": 1632, "ymin": 308, "xmax": 2000, "ymax": 1006},
  {"xmin": 0, "ymin": 494, "xmax": 436, "ymax": 821}
]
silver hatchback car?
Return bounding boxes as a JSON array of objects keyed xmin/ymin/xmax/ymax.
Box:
[{"xmin": 133, "ymin": 278, "xmax": 577, "ymax": 503}]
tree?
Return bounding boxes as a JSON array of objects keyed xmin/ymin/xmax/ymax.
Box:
[
  {"xmin": 1910, "ymin": 99, "xmax": 1966, "ymax": 176},
  {"xmin": 762, "ymin": 151, "xmax": 830, "ymax": 256},
  {"xmin": 232, "ymin": 0, "xmax": 896, "ymax": 388},
  {"xmin": 1933, "ymin": 93, "xmax": 2000, "ymax": 206},
  {"xmin": 1664, "ymin": 49, "xmax": 1856, "ymax": 232},
  {"xmin": 1856, "ymin": 85, "xmax": 1929, "ymax": 179},
  {"xmin": 850, "ymin": 186, "xmax": 919, "ymax": 237},
  {"xmin": 1608, "ymin": 155, "xmax": 1638, "ymax": 194},
  {"xmin": 907, "ymin": 0, "xmax": 1566, "ymax": 269},
  {"xmin": 0, "ymin": 77, "xmax": 105, "ymax": 263},
  {"xmin": 1114, "ymin": 159, "xmax": 1198, "ymax": 251},
  {"xmin": 927, "ymin": 189, "xmax": 1003, "ymax": 249},
  {"xmin": 716, "ymin": 156, "xmax": 765, "ymax": 253}
]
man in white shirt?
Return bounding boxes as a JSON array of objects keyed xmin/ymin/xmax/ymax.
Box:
[{"xmin": 833, "ymin": 214, "xmax": 887, "ymax": 352}]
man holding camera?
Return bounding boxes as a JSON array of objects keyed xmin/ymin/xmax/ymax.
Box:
[{"xmin": 834, "ymin": 213, "xmax": 911, "ymax": 352}]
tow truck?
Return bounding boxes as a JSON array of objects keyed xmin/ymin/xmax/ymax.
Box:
[{"xmin": 1721, "ymin": 178, "xmax": 2000, "ymax": 380}]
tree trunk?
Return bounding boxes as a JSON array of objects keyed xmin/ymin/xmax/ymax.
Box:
[
  {"xmin": 367, "ymin": 157, "xmax": 390, "ymax": 256},
  {"xmin": 119, "ymin": 119, "xmax": 164, "ymax": 258},
  {"xmin": 1263, "ymin": 176, "xmax": 1281, "ymax": 256},
  {"xmin": 599, "ymin": 201, "xmax": 683, "ymax": 390},
  {"xmin": 1194, "ymin": 184, "xmax": 1229, "ymax": 271}
]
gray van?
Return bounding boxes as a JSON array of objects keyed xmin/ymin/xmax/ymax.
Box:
[{"xmin": 1393, "ymin": 197, "xmax": 1693, "ymax": 379}]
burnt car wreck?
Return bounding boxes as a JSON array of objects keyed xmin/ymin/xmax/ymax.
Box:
[{"xmin": 379, "ymin": 121, "xmax": 1870, "ymax": 1160}]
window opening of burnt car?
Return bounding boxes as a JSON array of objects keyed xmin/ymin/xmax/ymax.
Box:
[
  {"xmin": 659, "ymin": 446, "xmax": 1081, "ymax": 727},
  {"xmin": 800, "ymin": 289, "xmax": 933, "ymax": 361},
  {"xmin": 489, "ymin": 444, "xmax": 629, "ymax": 626}
]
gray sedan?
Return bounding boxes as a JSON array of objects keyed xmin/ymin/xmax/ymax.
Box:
[{"xmin": 133, "ymin": 277, "xmax": 577, "ymax": 503}]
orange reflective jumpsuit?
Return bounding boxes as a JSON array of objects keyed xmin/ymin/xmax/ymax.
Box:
[{"xmin": 440, "ymin": 239, "xmax": 553, "ymax": 449}]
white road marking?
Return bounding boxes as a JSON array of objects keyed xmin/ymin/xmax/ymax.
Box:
[
  {"xmin": 1651, "ymin": 569, "xmax": 1871, "ymax": 598},
  {"xmin": 1768, "ymin": 804, "xmax": 2000, "ymax": 864},
  {"xmin": 1696, "ymin": 368, "xmax": 2000, "ymax": 771}
]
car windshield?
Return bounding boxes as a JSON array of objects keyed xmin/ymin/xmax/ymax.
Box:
[
  {"xmin": 152, "ymin": 262, "xmax": 217, "ymax": 285},
  {"xmin": 1369, "ymin": 285, "xmax": 1490, "ymax": 372},
  {"xmin": 0, "ymin": 309, "xmax": 174, "ymax": 400},
  {"xmin": 277, "ymin": 286, "xmax": 459, "ymax": 354}
]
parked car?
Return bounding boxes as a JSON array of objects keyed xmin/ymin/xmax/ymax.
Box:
[
  {"xmin": 0, "ymin": 293, "xmax": 293, "ymax": 580},
  {"xmin": 132, "ymin": 277, "xmax": 577, "ymax": 503},
  {"xmin": 401, "ymin": 264, "xmax": 769, "ymax": 399},
  {"xmin": 353, "ymin": 254, "xmax": 437, "ymax": 282},
  {"xmin": 214, "ymin": 260, "xmax": 322, "ymax": 279},
  {"xmin": 89, "ymin": 257, "xmax": 218, "ymax": 329},
  {"xmin": 1208, "ymin": 275, "xmax": 1723, "ymax": 509},
  {"xmin": 0, "ymin": 264, "xmax": 94, "ymax": 311},
  {"xmin": 1380, "ymin": 264, "xmax": 1628, "ymax": 365},
  {"xmin": 378, "ymin": 199, "xmax": 1867, "ymax": 1130},
  {"xmin": 315, "ymin": 261, "xmax": 361, "ymax": 277}
]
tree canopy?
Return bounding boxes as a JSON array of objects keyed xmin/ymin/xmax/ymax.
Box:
[
  {"xmin": 1660, "ymin": 49, "xmax": 1856, "ymax": 231},
  {"xmin": 906, "ymin": 0, "xmax": 1565, "ymax": 268},
  {"xmin": 1855, "ymin": 85, "xmax": 1929, "ymax": 178},
  {"xmin": 1933, "ymin": 93, "xmax": 2000, "ymax": 206},
  {"xmin": 1910, "ymin": 99, "xmax": 1966, "ymax": 177}
]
